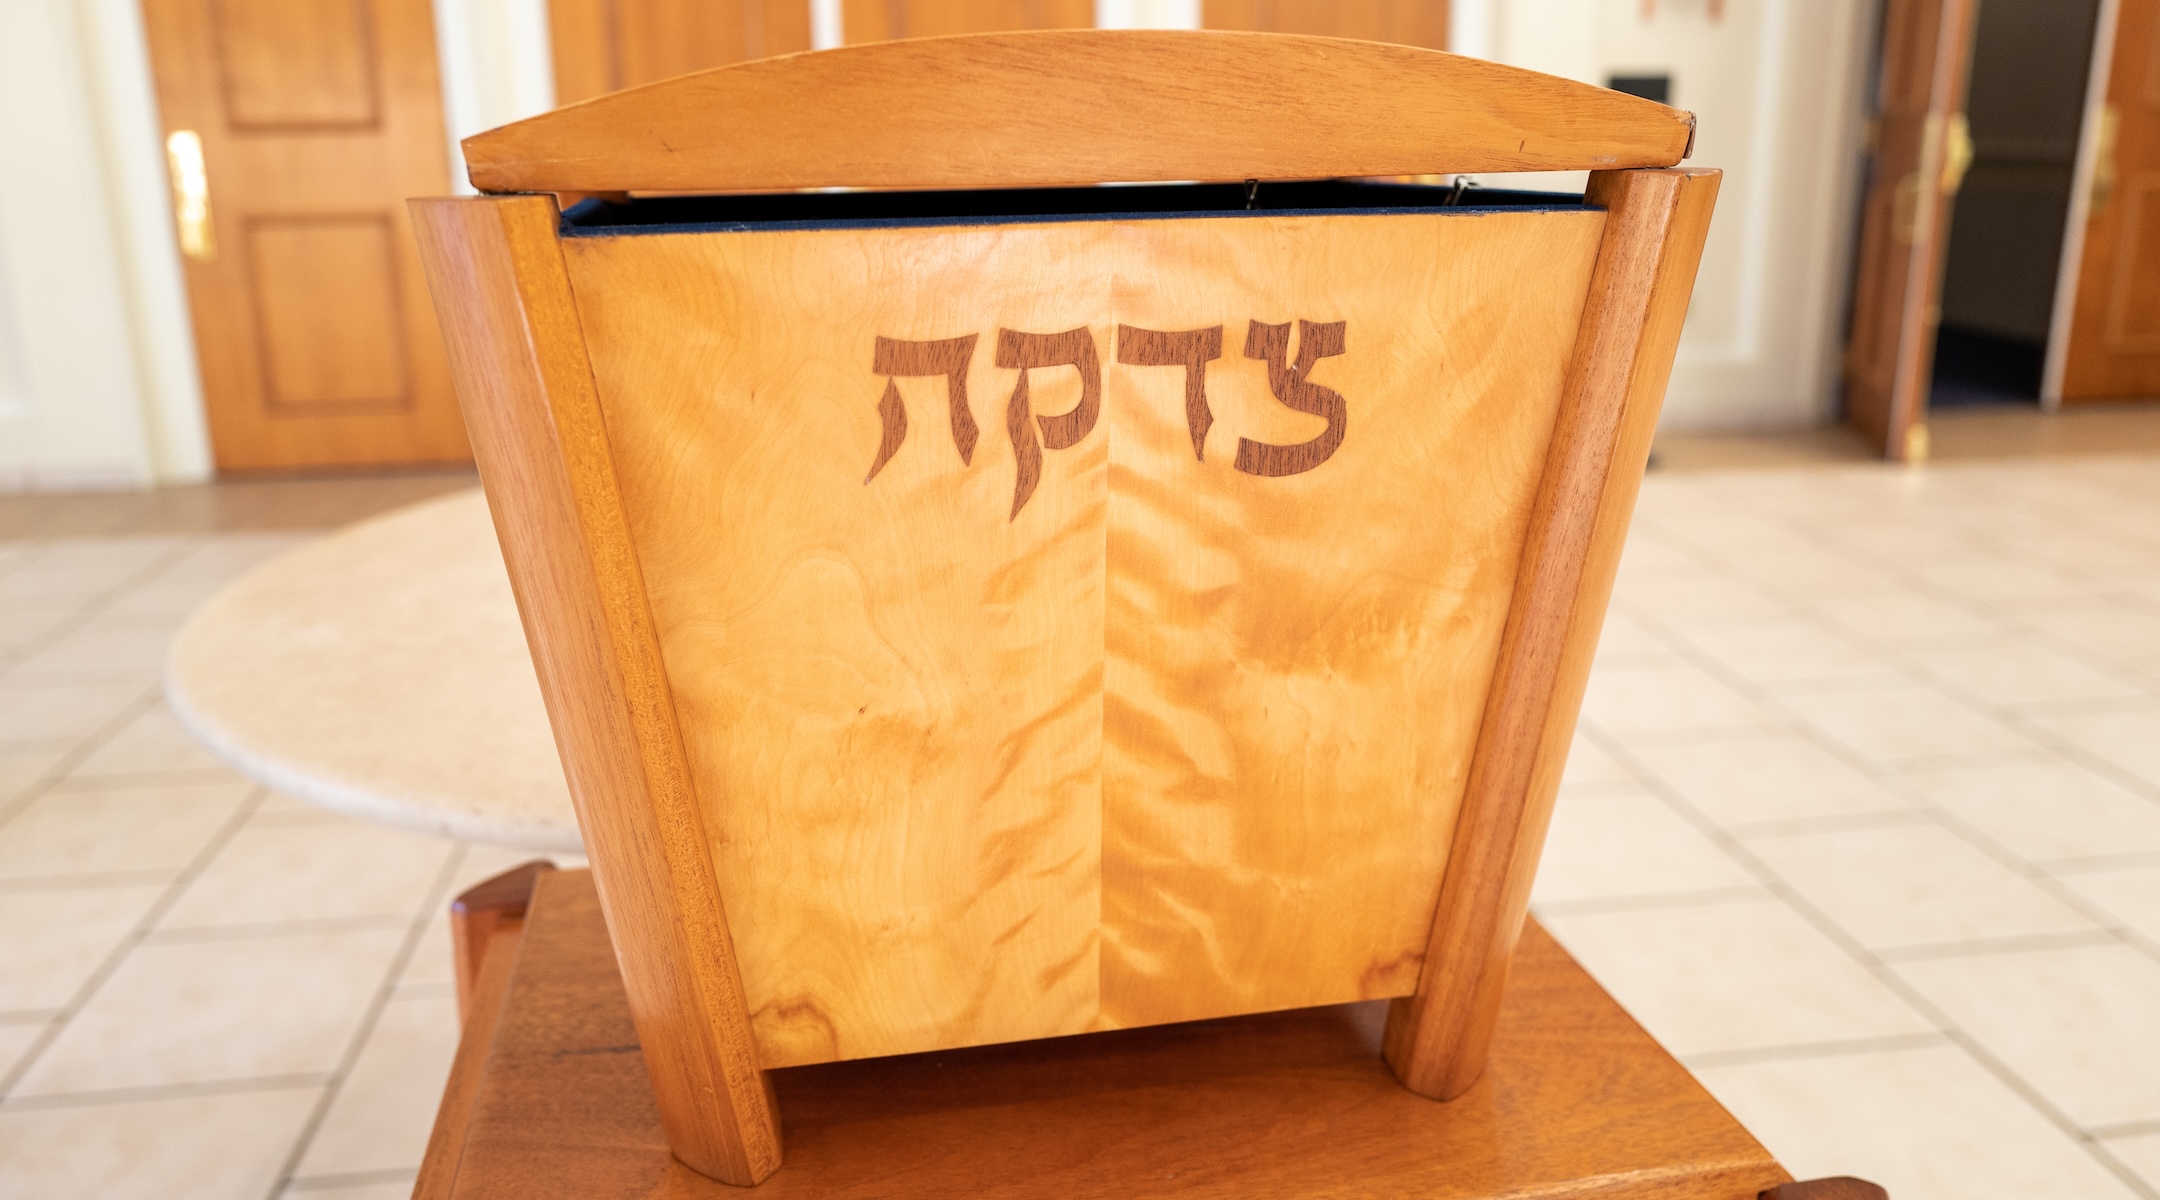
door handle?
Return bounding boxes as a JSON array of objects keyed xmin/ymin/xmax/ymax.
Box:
[
  {"xmin": 1941, "ymin": 113, "xmax": 1973, "ymax": 194},
  {"xmin": 2091, "ymin": 103, "xmax": 2120, "ymax": 219},
  {"xmin": 165, "ymin": 130, "xmax": 216, "ymax": 262}
]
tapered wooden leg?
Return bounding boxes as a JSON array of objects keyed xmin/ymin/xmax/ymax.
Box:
[
  {"xmin": 412, "ymin": 194, "xmax": 784, "ymax": 1186},
  {"xmin": 1382, "ymin": 167, "xmax": 1723, "ymax": 1098}
]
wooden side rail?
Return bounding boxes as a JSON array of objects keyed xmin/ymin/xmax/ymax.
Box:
[
  {"xmin": 462, "ymin": 30, "xmax": 1694, "ymax": 194},
  {"xmin": 412, "ymin": 194, "xmax": 782, "ymax": 1187},
  {"xmin": 449, "ymin": 859, "xmax": 556, "ymax": 1021},
  {"xmin": 1382, "ymin": 166, "xmax": 1720, "ymax": 1098},
  {"xmin": 420, "ymin": 860, "xmax": 556, "ymax": 1200}
]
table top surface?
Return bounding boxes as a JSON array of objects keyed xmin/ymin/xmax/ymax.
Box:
[
  {"xmin": 425, "ymin": 867, "xmax": 1789, "ymax": 1200},
  {"xmin": 167, "ymin": 488, "xmax": 582, "ymax": 851}
]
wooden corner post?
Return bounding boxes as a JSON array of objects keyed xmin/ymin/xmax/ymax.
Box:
[
  {"xmin": 408, "ymin": 194, "xmax": 782, "ymax": 1185},
  {"xmin": 1383, "ymin": 166, "xmax": 1721, "ymax": 1099}
]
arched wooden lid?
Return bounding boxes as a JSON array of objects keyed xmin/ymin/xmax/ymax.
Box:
[{"xmin": 463, "ymin": 30, "xmax": 1693, "ymax": 195}]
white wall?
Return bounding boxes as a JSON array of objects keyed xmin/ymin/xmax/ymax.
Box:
[
  {"xmin": 0, "ymin": 0, "xmax": 208, "ymax": 490},
  {"xmin": 1479, "ymin": 0, "xmax": 1880, "ymax": 433},
  {"xmin": 0, "ymin": 0, "xmax": 558, "ymax": 493},
  {"xmin": 433, "ymin": 0, "xmax": 557, "ymax": 191},
  {"xmin": 0, "ymin": 0, "xmax": 1871, "ymax": 495}
]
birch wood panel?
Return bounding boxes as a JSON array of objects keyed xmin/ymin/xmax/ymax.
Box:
[
  {"xmin": 558, "ymin": 207, "xmax": 1604, "ymax": 1067},
  {"xmin": 564, "ymin": 221, "xmax": 1115, "ymax": 1069},
  {"xmin": 1098, "ymin": 215, "xmax": 1603, "ymax": 1027}
]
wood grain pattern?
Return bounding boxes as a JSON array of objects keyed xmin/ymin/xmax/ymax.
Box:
[
  {"xmin": 1382, "ymin": 167, "xmax": 1722, "ymax": 1099},
  {"xmin": 548, "ymin": 0, "xmax": 814, "ymax": 107},
  {"xmin": 553, "ymin": 207, "xmax": 1606, "ymax": 1065},
  {"xmin": 413, "ymin": 884, "xmax": 526, "ymax": 1200},
  {"xmin": 140, "ymin": 0, "xmax": 470, "ymax": 470},
  {"xmin": 1761, "ymin": 1180, "xmax": 1890, "ymax": 1200},
  {"xmin": 841, "ymin": 0, "xmax": 1094, "ymax": 42},
  {"xmin": 1204, "ymin": 0, "xmax": 1449, "ymax": 51},
  {"xmin": 450, "ymin": 859, "xmax": 556, "ymax": 1021},
  {"xmin": 2060, "ymin": 0, "xmax": 2160, "ymax": 402},
  {"xmin": 561, "ymin": 220, "xmax": 1114, "ymax": 1070},
  {"xmin": 1841, "ymin": 0, "xmax": 1978, "ymax": 458},
  {"xmin": 461, "ymin": 31, "xmax": 1694, "ymax": 194},
  {"xmin": 1097, "ymin": 213, "xmax": 1603, "ymax": 1030},
  {"xmin": 431, "ymin": 867, "xmax": 1794, "ymax": 1199},
  {"xmin": 409, "ymin": 194, "xmax": 780, "ymax": 1185},
  {"xmin": 214, "ymin": 0, "xmax": 381, "ymax": 129}
]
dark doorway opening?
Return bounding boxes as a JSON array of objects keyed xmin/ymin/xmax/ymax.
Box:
[
  {"xmin": 1929, "ymin": 0, "xmax": 2101, "ymax": 409},
  {"xmin": 1931, "ymin": 327, "xmax": 2045, "ymax": 407}
]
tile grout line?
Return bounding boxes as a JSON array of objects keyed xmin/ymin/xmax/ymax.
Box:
[
  {"xmin": 0, "ymin": 534, "xmax": 210, "ymax": 823},
  {"xmin": 280, "ymin": 1166, "xmax": 419, "ymax": 1193},
  {"xmin": 0, "ymin": 785, "xmax": 266, "ymax": 1101},
  {"xmin": 1868, "ymin": 929, "xmax": 2123, "ymax": 964},
  {"xmin": 1531, "ymin": 884, "xmax": 1770, "ymax": 919},
  {"xmin": 0, "ymin": 534, "xmax": 202, "ymax": 679},
  {"xmin": 1613, "ymin": 560, "xmax": 2160, "ymax": 978},
  {"xmin": 1595, "ymin": 556, "xmax": 2160, "ymax": 1200},
  {"xmin": 1678, "ymin": 1031, "xmax": 1952, "ymax": 1071},
  {"xmin": 144, "ymin": 915, "xmax": 426, "ymax": 945},
  {"xmin": 0, "ymin": 688, "xmax": 166, "ymax": 832},
  {"xmin": 2094, "ymin": 1117, "xmax": 2160, "ymax": 1141},
  {"xmin": 0, "ymin": 1072, "xmax": 335, "ymax": 1113},
  {"xmin": 261, "ymin": 841, "xmax": 474, "ymax": 1200},
  {"xmin": 1581, "ymin": 718, "xmax": 2160, "ymax": 1200}
]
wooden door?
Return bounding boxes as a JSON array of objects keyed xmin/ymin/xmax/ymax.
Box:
[
  {"xmin": 549, "ymin": 1, "xmax": 813, "ymax": 106},
  {"xmin": 841, "ymin": 0, "xmax": 1093, "ymax": 41},
  {"xmin": 141, "ymin": 0, "xmax": 470, "ymax": 471},
  {"xmin": 1843, "ymin": 0, "xmax": 1979, "ymax": 461},
  {"xmin": 2059, "ymin": 0, "xmax": 2160, "ymax": 402},
  {"xmin": 1204, "ymin": 0, "xmax": 1448, "ymax": 48}
]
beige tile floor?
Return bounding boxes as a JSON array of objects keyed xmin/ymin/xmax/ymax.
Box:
[{"xmin": 3, "ymin": 454, "xmax": 2160, "ymax": 1197}]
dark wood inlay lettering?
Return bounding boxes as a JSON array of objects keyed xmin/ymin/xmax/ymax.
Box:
[
  {"xmin": 865, "ymin": 318, "xmax": 1347, "ymax": 507},
  {"xmin": 1235, "ymin": 319, "xmax": 1347, "ymax": 477},
  {"xmin": 865, "ymin": 334, "xmax": 980, "ymax": 483},
  {"xmin": 865, "ymin": 378, "xmax": 908, "ymax": 484},
  {"xmin": 1117, "ymin": 324, "xmax": 1224, "ymax": 461},
  {"xmin": 996, "ymin": 327, "xmax": 1101, "ymax": 518},
  {"xmin": 1004, "ymin": 370, "xmax": 1044, "ymax": 520}
]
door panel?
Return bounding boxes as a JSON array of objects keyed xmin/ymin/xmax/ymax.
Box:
[
  {"xmin": 247, "ymin": 217, "xmax": 409, "ymax": 408},
  {"xmin": 1204, "ymin": 0, "xmax": 1448, "ymax": 49},
  {"xmin": 550, "ymin": 0, "xmax": 814, "ymax": 105},
  {"xmin": 2105, "ymin": 178, "xmax": 2160, "ymax": 350},
  {"xmin": 142, "ymin": 0, "xmax": 468, "ymax": 471},
  {"xmin": 550, "ymin": 0, "xmax": 1099, "ymax": 107},
  {"xmin": 2062, "ymin": 0, "xmax": 2160, "ymax": 399},
  {"xmin": 1842, "ymin": 0, "xmax": 1977, "ymax": 461},
  {"xmin": 215, "ymin": 0, "xmax": 380, "ymax": 127},
  {"xmin": 841, "ymin": 0, "xmax": 1093, "ymax": 42}
]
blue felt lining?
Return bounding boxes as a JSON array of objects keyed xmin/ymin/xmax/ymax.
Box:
[{"xmin": 557, "ymin": 181, "xmax": 1595, "ymax": 239}]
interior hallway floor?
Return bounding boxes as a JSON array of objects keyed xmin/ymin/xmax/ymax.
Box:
[{"xmin": 3, "ymin": 435, "xmax": 2160, "ymax": 1197}]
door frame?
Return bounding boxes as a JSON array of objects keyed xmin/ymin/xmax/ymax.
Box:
[
  {"xmin": 2039, "ymin": 0, "xmax": 2125, "ymax": 407},
  {"xmin": 2042, "ymin": 0, "xmax": 2125, "ymax": 408}
]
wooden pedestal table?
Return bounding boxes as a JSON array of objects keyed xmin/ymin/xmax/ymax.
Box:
[
  {"xmin": 165, "ymin": 487, "xmax": 581, "ymax": 852},
  {"xmin": 422, "ymin": 867, "xmax": 1882, "ymax": 1200}
]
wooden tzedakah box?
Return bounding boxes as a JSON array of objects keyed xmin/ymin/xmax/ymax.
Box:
[
  {"xmin": 549, "ymin": 181, "xmax": 1604, "ymax": 1064},
  {"xmin": 414, "ymin": 31, "xmax": 1716, "ymax": 1186}
]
